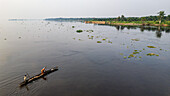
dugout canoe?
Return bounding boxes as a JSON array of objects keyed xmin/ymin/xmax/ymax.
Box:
[{"xmin": 19, "ymin": 66, "xmax": 58, "ymax": 87}]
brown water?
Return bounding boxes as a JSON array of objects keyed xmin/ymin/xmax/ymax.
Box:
[{"xmin": 0, "ymin": 20, "xmax": 170, "ymax": 96}]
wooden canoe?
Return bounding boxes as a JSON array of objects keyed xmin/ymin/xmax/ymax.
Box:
[{"xmin": 19, "ymin": 66, "xmax": 58, "ymax": 87}]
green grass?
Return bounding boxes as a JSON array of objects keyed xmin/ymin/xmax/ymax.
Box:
[{"xmin": 106, "ymin": 21, "xmax": 170, "ymax": 25}]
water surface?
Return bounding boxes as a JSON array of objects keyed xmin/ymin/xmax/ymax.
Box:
[{"xmin": 0, "ymin": 20, "xmax": 170, "ymax": 96}]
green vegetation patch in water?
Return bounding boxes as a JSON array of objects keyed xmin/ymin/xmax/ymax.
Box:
[
  {"xmin": 86, "ymin": 30, "xmax": 94, "ymax": 33},
  {"xmin": 122, "ymin": 49, "xmax": 143, "ymax": 60},
  {"xmin": 89, "ymin": 36, "xmax": 94, "ymax": 39},
  {"xmin": 97, "ymin": 41, "xmax": 102, "ymax": 43},
  {"xmin": 131, "ymin": 38, "xmax": 140, "ymax": 41},
  {"xmin": 76, "ymin": 30, "xmax": 83, "ymax": 33},
  {"xmin": 108, "ymin": 41, "xmax": 112, "ymax": 44},
  {"xmin": 147, "ymin": 53, "xmax": 159, "ymax": 56},
  {"xmin": 128, "ymin": 54, "xmax": 135, "ymax": 58},
  {"xmin": 147, "ymin": 46, "xmax": 156, "ymax": 48},
  {"xmin": 123, "ymin": 56, "xmax": 127, "ymax": 59},
  {"xmin": 133, "ymin": 51, "xmax": 140, "ymax": 54}
]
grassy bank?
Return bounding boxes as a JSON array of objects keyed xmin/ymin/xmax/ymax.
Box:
[
  {"xmin": 85, "ymin": 21, "xmax": 170, "ymax": 26},
  {"xmin": 108, "ymin": 21, "xmax": 170, "ymax": 25}
]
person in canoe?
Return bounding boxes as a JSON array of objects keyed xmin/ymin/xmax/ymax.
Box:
[
  {"xmin": 41, "ymin": 67, "xmax": 46, "ymax": 74},
  {"xmin": 24, "ymin": 75, "xmax": 27, "ymax": 82}
]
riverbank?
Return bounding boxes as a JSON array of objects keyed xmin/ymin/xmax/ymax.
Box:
[{"xmin": 85, "ymin": 21, "xmax": 170, "ymax": 27}]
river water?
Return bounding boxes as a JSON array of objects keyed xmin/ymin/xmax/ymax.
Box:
[{"xmin": 0, "ymin": 20, "xmax": 170, "ymax": 96}]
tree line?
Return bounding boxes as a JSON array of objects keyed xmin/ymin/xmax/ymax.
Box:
[
  {"xmin": 92, "ymin": 11, "xmax": 170, "ymax": 23},
  {"xmin": 45, "ymin": 11, "xmax": 169, "ymax": 24}
]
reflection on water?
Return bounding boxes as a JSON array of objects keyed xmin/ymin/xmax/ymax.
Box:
[
  {"xmin": 112, "ymin": 25, "xmax": 170, "ymax": 33},
  {"xmin": 0, "ymin": 20, "xmax": 170, "ymax": 96},
  {"xmin": 100, "ymin": 24, "xmax": 170, "ymax": 38},
  {"xmin": 20, "ymin": 76, "xmax": 47, "ymax": 91}
]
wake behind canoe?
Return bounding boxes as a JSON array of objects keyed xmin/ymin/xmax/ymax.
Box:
[{"xmin": 19, "ymin": 66, "xmax": 58, "ymax": 87}]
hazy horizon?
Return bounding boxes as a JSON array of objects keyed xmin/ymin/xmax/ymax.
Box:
[{"xmin": 0, "ymin": 0, "xmax": 170, "ymax": 20}]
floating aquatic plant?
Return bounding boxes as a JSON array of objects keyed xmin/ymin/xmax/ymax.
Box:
[
  {"xmin": 147, "ymin": 53, "xmax": 159, "ymax": 56},
  {"xmin": 128, "ymin": 54, "xmax": 135, "ymax": 58},
  {"xmin": 123, "ymin": 56, "xmax": 127, "ymax": 59},
  {"xmin": 96, "ymin": 36, "xmax": 99, "ymax": 38},
  {"xmin": 155, "ymin": 54, "xmax": 159, "ymax": 56},
  {"xmin": 76, "ymin": 30, "xmax": 83, "ymax": 33},
  {"xmin": 97, "ymin": 41, "xmax": 102, "ymax": 43},
  {"xmin": 123, "ymin": 49, "xmax": 143, "ymax": 59},
  {"xmin": 79, "ymin": 39, "xmax": 83, "ymax": 41},
  {"xmin": 86, "ymin": 30, "xmax": 94, "ymax": 33},
  {"xmin": 131, "ymin": 38, "xmax": 140, "ymax": 41},
  {"xmin": 89, "ymin": 36, "xmax": 94, "ymax": 39},
  {"xmin": 147, "ymin": 46, "xmax": 156, "ymax": 48},
  {"xmin": 108, "ymin": 41, "xmax": 112, "ymax": 44},
  {"xmin": 133, "ymin": 51, "xmax": 139, "ymax": 54}
]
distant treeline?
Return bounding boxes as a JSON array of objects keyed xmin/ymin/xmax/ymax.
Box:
[
  {"xmin": 45, "ymin": 18, "xmax": 94, "ymax": 21},
  {"xmin": 45, "ymin": 16, "xmax": 169, "ymax": 22},
  {"xmin": 45, "ymin": 15, "xmax": 170, "ymax": 22},
  {"xmin": 45, "ymin": 11, "xmax": 170, "ymax": 22}
]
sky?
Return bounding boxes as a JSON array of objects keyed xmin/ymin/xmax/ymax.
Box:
[{"xmin": 0, "ymin": 0, "xmax": 170, "ymax": 19}]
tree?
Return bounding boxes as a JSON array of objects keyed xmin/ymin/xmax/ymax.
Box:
[
  {"xmin": 167, "ymin": 15, "xmax": 170, "ymax": 21},
  {"xmin": 141, "ymin": 17, "xmax": 146, "ymax": 24},
  {"xmin": 120, "ymin": 15, "xmax": 126, "ymax": 21},
  {"xmin": 141, "ymin": 17, "xmax": 146, "ymax": 21},
  {"xmin": 127, "ymin": 18, "xmax": 132, "ymax": 22},
  {"xmin": 117, "ymin": 16, "xmax": 121, "ymax": 21},
  {"xmin": 157, "ymin": 11, "xmax": 165, "ymax": 24}
]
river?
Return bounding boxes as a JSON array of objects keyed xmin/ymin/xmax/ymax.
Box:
[{"xmin": 0, "ymin": 20, "xmax": 170, "ymax": 96}]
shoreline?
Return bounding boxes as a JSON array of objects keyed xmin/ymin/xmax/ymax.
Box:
[{"xmin": 85, "ymin": 21, "xmax": 170, "ymax": 27}]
